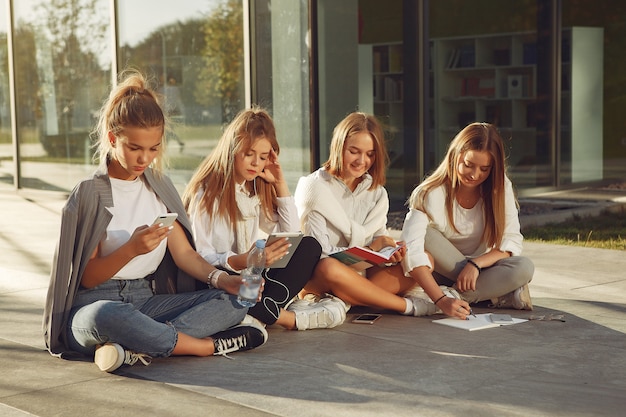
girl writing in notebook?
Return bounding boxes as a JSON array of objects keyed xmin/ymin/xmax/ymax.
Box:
[{"xmin": 402, "ymin": 122, "xmax": 534, "ymax": 318}]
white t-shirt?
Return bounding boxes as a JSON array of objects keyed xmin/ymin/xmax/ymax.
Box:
[{"xmin": 101, "ymin": 177, "xmax": 168, "ymax": 279}]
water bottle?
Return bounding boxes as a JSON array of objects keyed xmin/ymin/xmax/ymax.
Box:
[{"xmin": 237, "ymin": 239, "xmax": 266, "ymax": 307}]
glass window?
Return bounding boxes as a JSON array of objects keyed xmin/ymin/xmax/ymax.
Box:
[
  {"xmin": 12, "ymin": 0, "xmax": 111, "ymax": 192},
  {"xmin": 251, "ymin": 0, "xmax": 312, "ymax": 188},
  {"xmin": 429, "ymin": 0, "xmax": 549, "ymax": 188},
  {"xmin": 315, "ymin": 0, "xmax": 407, "ymax": 205},
  {"xmin": 563, "ymin": 0, "xmax": 624, "ymax": 184},
  {"xmin": 0, "ymin": 0, "xmax": 12, "ymax": 191},
  {"xmin": 117, "ymin": 0, "xmax": 246, "ymax": 193}
]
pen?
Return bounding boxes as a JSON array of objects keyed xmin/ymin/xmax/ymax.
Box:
[{"xmin": 450, "ymin": 288, "xmax": 477, "ymax": 319}]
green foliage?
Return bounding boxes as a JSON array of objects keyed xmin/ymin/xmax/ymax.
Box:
[
  {"xmin": 523, "ymin": 208, "xmax": 626, "ymax": 250},
  {"xmin": 195, "ymin": 0, "xmax": 243, "ymax": 116}
]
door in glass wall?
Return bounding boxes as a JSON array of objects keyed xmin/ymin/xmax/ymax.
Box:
[
  {"xmin": 0, "ymin": 0, "xmax": 12, "ymax": 192},
  {"xmin": 563, "ymin": 1, "xmax": 624, "ymax": 186},
  {"xmin": 12, "ymin": 0, "xmax": 112, "ymax": 192},
  {"xmin": 117, "ymin": 0, "xmax": 246, "ymax": 193},
  {"xmin": 429, "ymin": 0, "xmax": 552, "ymax": 189}
]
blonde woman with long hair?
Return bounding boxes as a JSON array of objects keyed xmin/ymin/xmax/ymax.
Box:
[
  {"xmin": 402, "ymin": 122, "xmax": 534, "ymax": 319},
  {"xmin": 183, "ymin": 107, "xmax": 347, "ymax": 331},
  {"xmin": 295, "ymin": 112, "xmax": 447, "ymax": 316}
]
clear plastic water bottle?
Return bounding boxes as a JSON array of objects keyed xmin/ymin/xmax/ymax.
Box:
[{"xmin": 237, "ymin": 239, "xmax": 266, "ymax": 307}]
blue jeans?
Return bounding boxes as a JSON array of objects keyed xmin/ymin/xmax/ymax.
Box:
[
  {"xmin": 425, "ymin": 227, "xmax": 534, "ymax": 303},
  {"xmin": 67, "ymin": 279, "xmax": 247, "ymax": 357}
]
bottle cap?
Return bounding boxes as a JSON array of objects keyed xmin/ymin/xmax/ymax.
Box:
[{"xmin": 255, "ymin": 239, "xmax": 266, "ymax": 249}]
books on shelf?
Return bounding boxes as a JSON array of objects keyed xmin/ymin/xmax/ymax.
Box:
[
  {"xmin": 330, "ymin": 244, "xmax": 405, "ymax": 271},
  {"xmin": 433, "ymin": 313, "xmax": 527, "ymax": 331},
  {"xmin": 447, "ymin": 45, "xmax": 476, "ymax": 69},
  {"xmin": 457, "ymin": 45, "xmax": 475, "ymax": 68},
  {"xmin": 460, "ymin": 77, "xmax": 495, "ymax": 97},
  {"xmin": 523, "ymin": 42, "xmax": 537, "ymax": 65},
  {"xmin": 374, "ymin": 75, "xmax": 403, "ymax": 102}
]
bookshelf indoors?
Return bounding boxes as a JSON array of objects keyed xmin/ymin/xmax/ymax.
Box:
[
  {"xmin": 361, "ymin": 27, "xmax": 602, "ymax": 187},
  {"xmin": 431, "ymin": 27, "xmax": 603, "ymax": 185}
]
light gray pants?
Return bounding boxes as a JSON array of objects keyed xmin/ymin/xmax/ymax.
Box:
[{"xmin": 425, "ymin": 227, "xmax": 534, "ymax": 303}]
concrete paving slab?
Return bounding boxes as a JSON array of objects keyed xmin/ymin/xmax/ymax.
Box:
[{"xmin": 1, "ymin": 190, "xmax": 626, "ymax": 416}]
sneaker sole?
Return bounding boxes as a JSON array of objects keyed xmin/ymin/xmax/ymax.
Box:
[{"xmin": 94, "ymin": 343, "xmax": 124, "ymax": 372}]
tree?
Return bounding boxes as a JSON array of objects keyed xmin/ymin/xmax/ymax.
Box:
[{"xmin": 195, "ymin": 0, "xmax": 244, "ymax": 122}]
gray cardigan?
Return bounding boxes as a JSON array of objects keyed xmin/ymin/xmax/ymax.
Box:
[{"xmin": 42, "ymin": 168, "xmax": 198, "ymax": 357}]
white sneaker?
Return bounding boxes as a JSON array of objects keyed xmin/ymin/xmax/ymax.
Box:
[
  {"xmin": 287, "ymin": 294, "xmax": 348, "ymax": 330},
  {"xmin": 402, "ymin": 284, "xmax": 427, "ymax": 298},
  {"xmin": 441, "ymin": 285, "xmax": 462, "ymax": 300},
  {"xmin": 490, "ymin": 285, "xmax": 533, "ymax": 310},
  {"xmin": 405, "ymin": 295, "xmax": 440, "ymax": 316},
  {"xmin": 94, "ymin": 342, "xmax": 151, "ymax": 373}
]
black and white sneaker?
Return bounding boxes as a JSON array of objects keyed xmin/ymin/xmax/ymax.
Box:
[{"xmin": 212, "ymin": 315, "xmax": 268, "ymax": 357}]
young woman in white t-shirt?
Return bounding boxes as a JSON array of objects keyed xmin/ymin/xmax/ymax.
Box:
[
  {"xmin": 44, "ymin": 71, "xmax": 267, "ymax": 373},
  {"xmin": 402, "ymin": 122, "xmax": 534, "ymax": 319}
]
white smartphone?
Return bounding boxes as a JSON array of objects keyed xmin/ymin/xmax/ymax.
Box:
[
  {"xmin": 490, "ymin": 313, "xmax": 514, "ymax": 324},
  {"xmin": 151, "ymin": 213, "xmax": 178, "ymax": 227},
  {"xmin": 351, "ymin": 313, "xmax": 382, "ymax": 324}
]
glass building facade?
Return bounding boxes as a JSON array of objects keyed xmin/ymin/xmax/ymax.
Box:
[{"xmin": 1, "ymin": 0, "xmax": 624, "ymax": 208}]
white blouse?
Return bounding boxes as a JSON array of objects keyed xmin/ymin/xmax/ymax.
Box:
[
  {"xmin": 401, "ymin": 176, "xmax": 523, "ymax": 275},
  {"xmin": 190, "ymin": 182, "xmax": 299, "ymax": 272}
]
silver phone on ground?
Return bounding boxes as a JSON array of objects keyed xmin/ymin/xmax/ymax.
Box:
[{"xmin": 351, "ymin": 314, "xmax": 382, "ymax": 324}]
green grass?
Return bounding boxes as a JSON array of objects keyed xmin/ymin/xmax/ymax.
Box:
[{"xmin": 522, "ymin": 208, "xmax": 626, "ymax": 250}]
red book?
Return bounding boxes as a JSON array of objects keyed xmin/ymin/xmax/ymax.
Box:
[{"xmin": 330, "ymin": 244, "xmax": 404, "ymax": 271}]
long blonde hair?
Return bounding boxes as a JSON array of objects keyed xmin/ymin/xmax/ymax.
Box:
[
  {"xmin": 408, "ymin": 122, "xmax": 509, "ymax": 249},
  {"xmin": 322, "ymin": 112, "xmax": 389, "ymax": 189},
  {"xmin": 182, "ymin": 106, "xmax": 279, "ymax": 229},
  {"xmin": 93, "ymin": 70, "xmax": 167, "ymax": 173}
]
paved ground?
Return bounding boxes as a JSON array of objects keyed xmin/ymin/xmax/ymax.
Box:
[{"xmin": 1, "ymin": 188, "xmax": 625, "ymax": 417}]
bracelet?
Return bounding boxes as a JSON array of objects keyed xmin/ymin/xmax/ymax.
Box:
[
  {"xmin": 434, "ymin": 294, "xmax": 447, "ymax": 305},
  {"xmin": 467, "ymin": 259, "xmax": 481, "ymax": 273},
  {"xmin": 207, "ymin": 270, "xmax": 226, "ymax": 289}
]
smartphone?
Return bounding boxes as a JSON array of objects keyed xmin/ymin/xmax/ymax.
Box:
[
  {"xmin": 490, "ymin": 313, "xmax": 513, "ymax": 324},
  {"xmin": 151, "ymin": 213, "xmax": 178, "ymax": 228},
  {"xmin": 351, "ymin": 313, "xmax": 382, "ymax": 324}
]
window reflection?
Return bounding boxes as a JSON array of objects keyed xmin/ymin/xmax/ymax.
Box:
[
  {"xmin": 13, "ymin": 0, "xmax": 111, "ymax": 192},
  {"xmin": 117, "ymin": 0, "xmax": 245, "ymax": 192},
  {"xmin": 0, "ymin": 0, "xmax": 12, "ymax": 191}
]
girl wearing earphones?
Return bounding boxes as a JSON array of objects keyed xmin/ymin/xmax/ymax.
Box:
[{"xmin": 183, "ymin": 107, "xmax": 348, "ymax": 331}]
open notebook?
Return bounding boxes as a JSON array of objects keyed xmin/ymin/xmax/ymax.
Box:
[{"xmin": 433, "ymin": 313, "xmax": 527, "ymax": 331}]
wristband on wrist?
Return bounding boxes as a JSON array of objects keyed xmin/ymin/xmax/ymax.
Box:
[
  {"xmin": 467, "ymin": 259, "xmax": 481, "ymax": 273},
  {"xmin": 207, "ymin": 269, "xmax": 226, "ymax": 288},
  {"xmin": 434, "ymin": 294, "xmax": 447, "ymax": 305}
]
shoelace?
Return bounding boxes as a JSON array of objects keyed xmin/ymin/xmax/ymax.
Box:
[
  {"xmin": 124, "ymin": 351, "xmax": 152, "ymax": 367},
  {"xmin": 214, "ymin": 334, "xmax": 248, "ymax": 359}
]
